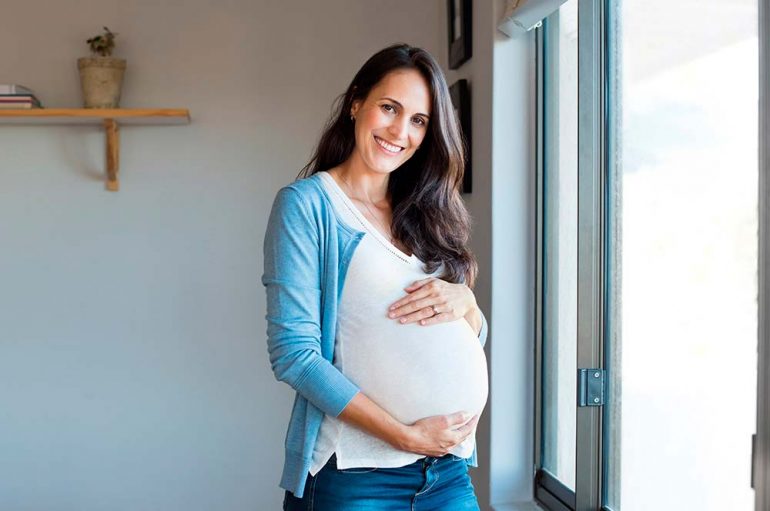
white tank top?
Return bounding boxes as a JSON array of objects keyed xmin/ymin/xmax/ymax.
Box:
[{"xmin": 309, "ymin": 171, "xmax": 488, "ymax": 474}]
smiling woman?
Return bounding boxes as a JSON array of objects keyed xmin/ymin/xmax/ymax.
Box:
[
  {"xmin": 348, "ymin": 69, "xmax": 431, "ymax": 174},
  {"xmin": 262, "ymin": 44, "xmax": 489, "ymax": 510}
]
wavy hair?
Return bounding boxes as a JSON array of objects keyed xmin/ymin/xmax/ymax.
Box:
[{"xmin": 298, "ymin": 43, "xmax": 477, "ymax": 288}]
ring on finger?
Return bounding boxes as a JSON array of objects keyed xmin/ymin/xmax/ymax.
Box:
[{"xmin": 431, "ymin": 305, "xmax": 440, "ymax": 316}]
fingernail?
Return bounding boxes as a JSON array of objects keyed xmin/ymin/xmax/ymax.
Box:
[{"xmin": 388, "ymin": 312, "xmax": 396, "ymax": 318}]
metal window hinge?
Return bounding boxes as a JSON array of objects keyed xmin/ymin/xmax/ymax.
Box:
[{"xmin": 578, "ymin": 369, "xmax": 606, "ymax": 407}]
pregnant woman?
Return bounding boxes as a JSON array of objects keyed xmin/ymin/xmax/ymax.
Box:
[{"xmin": 262, "ymin": 43, "xmax": 489, "ymax": 510}]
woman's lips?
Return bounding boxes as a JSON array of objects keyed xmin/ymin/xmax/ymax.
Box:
[{"xmin": 374, "ymin": 135, "xmax": 404, "ymax": 155}]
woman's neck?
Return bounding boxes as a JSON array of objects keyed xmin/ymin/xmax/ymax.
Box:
[{"xmin": 334, "ymin": 157, "xmax": 390, "ymax": 205}]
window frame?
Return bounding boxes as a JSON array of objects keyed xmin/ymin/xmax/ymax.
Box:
[
  {"xmin": 573, "ymin": 1, "xmax": 606, "ymax": 508},
  {"xmin": 757, "ymin": 0, "xmax": 770, "ymax": 508},
  {"xmin": 534, "ymin": 1, "xmax": 608, "ymax": 509}
]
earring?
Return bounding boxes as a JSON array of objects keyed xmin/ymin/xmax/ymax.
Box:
[{"xmin": 350, "ymin": 114, "xmax": 355, "ymax": 121}]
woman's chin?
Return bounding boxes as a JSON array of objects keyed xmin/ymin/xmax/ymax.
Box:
[{"xmin": 369, "ymin": 157, "xmax": 409, "ymax": 174}]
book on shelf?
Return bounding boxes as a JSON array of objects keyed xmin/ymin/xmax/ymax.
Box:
[
  {"xmin": 0, "ymin": 94, "xmax": 43, "ymax": 109},
  {"xmin": 0, "ymin": 106, "xmax": 42, "ymax": 110},
  {"xmin": 0, "ymin": 95, "xmax": 40, "ymax": 102},
  {"xmin": 0, "ymin": 101, "xmax": 42, "ymax": 110},
  {"xmin": 0, "ymin": 84, "xmax": 35, "ymax": 95},
  {"xmin": 0, "ymin": 105, "xmax": 42, "ymax": 110}
]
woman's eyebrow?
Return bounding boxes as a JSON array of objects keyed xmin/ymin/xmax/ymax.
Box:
[{"xmin": 380, "ymin": 97, "xmax": 430, "ymax": 119}]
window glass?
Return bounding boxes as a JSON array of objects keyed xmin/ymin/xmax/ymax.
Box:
[
  {"xmin": 542, "ymin": 0, "xmax": 578, "ymax": 490},
  {"xmin": 605, "ymin": 1, "xmax": 759, "ymax": 508}
]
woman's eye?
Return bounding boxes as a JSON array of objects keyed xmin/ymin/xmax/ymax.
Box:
[
  {"xmin": 412, "ymin": 117, "xmax": 426, "ymax": 126},
  {"xmin": 382, "ymin": 104, "xmax": 395, "ymax": 113}
]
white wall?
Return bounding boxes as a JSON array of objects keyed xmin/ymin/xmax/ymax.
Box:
[
  {"xmin": 489, "ymin": 13, "xmax": 537, "ymax": 508},
  {"xmin": 0, "ymin": 0, "xmax": 538, "ymax": 509}
]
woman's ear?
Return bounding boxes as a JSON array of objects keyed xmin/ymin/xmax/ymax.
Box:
[{"xmin": 350, "ymin": 99, "xmax": 361, "ymax": 119}]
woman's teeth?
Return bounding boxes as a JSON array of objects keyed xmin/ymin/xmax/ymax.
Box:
[{"xmin": 375, "ymin": 136, "xmax": 403, "ymax": 153}]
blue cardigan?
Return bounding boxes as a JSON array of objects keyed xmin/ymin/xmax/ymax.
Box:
[{"xmin": 262, "ymin": 172, "xmax": 488, "ymax": 498}]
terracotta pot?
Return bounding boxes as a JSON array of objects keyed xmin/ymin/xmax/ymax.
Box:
[{"xmin": 77, "ymin": 57, "xmax": 126, "ymax": 108}]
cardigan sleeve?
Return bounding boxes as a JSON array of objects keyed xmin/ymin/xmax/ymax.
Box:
[{"xmin": 262, "ymin": 186, "xmax": 360, "ymax": 417}]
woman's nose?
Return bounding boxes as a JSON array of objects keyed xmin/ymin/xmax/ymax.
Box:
[{"xmin": 388, "ymin": 116, "xmax": 410, "ymax": 141}]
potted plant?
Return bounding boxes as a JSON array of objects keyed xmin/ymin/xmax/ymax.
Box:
[{"xmin": 78, "ymin": 27, "xmax": 126, "ymax": 108}]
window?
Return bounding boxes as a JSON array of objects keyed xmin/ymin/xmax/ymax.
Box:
[{"xmin": 535, "ymin": 1, "xmax": 763, "ymax": 509}]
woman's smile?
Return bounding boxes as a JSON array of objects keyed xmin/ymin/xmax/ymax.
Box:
[{"xmin": 374, "ymin": 135, "xmax": 404, "ymax": 155}]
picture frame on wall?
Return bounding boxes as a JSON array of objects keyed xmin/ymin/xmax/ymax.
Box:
[
  {"xmin": 447, "ymin": 0, "xmax": 472, "ymax": 69},
  {"xmin": 450, "ymin": 79, "xmax": 472, "ymax": 194}
]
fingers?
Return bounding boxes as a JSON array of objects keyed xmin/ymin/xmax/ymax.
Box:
[
  {"xmin": 390, "ymin": 295, "xmax": 456, "ymax": 325},
  {"xmin": 405, "ymin": 296, "xmax": 444, "ymax": 314},
  {"xmin": 413, "ymin": 412, "xmax": 480, "ymax": 457},
  {"xmin": 394, "ymin": 306, "xmax": 441, "ymax": 325},
  {"xmin": 395, "ymin": 308, "xmax": 454, "ymax": 326},
  {"xmin": 419, "ymin": 311, "xmax": 453, "ymax": 326},
  {"xmin": 389, "ymin": 279, "xmax": 469, "ymax": 326},
  {"xmin": 445, "ymin": 415, "xmax": 478, "ymax": 455},
  {"xmin": 389, "ymin": 287, "xmax": 436, "ymax": 315},
  {"xmin": 450, "ymin": 415, "xmax": 479, "ymax": 451},
  {"xmin": 403, "ymin": 277, "xmax": 436, "ymax": 292},
  {"xmin": 454, "ymin": 414, "xmax": 480, "ymax": 435},
  {"xmin": 447, "ymin": 411, "xmax": 473, "ymax": 427},
  {"xmin": 389, "ymin": 297, "xmax": 436, "ymax": 319}
]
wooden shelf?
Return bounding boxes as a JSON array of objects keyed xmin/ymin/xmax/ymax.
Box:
[
  {"xmin": 0, "ymin": 108, "xmax": 191, "ymax": 191},
  {"xmin": 0, "ymin": 108, "xmax": 189, "ymax": 124}
]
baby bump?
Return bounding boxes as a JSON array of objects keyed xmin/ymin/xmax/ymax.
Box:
[{"xmin": 337, "ymin": 319, "xmax": 489, "ymax": 425}]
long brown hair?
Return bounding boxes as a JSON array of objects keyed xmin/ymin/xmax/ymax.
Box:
[{"xmin": 298, "ymin": 43, "xmax": 478, "ymax": 288}]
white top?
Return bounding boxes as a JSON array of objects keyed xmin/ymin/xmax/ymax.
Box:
[{"xmin": 309, "ymin": 171, "xmax": 489, "ymax": 474}]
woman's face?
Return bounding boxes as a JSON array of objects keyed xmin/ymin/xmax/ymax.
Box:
[{"xmin": 349, "ymin": 68, "xmax": 432, "ymax": 175}]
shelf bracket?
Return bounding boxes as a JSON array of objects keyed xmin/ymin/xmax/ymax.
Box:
[{"xmin": 104, "ymin": 118, "xmax": 119, "ymax": 191}]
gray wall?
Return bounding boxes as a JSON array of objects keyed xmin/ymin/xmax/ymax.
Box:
[{"xmin": 0, "ymin": 1, "xmax": 537, "ymax": 509}]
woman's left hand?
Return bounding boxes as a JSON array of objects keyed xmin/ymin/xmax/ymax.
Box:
[{"xmin": 388, "ymin": 277, "xmax": 478, "ymax": 327}]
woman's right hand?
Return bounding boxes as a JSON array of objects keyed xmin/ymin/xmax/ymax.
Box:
[
  {"xmin": 336, "ymin": 393, "xmax": 480, "ymax": 459},
  {"xmin": 398, "ymin": 412, "xmax": 480, "ymax": 457}
]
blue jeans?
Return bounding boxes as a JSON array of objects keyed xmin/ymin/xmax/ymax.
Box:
[{"xmin": 283, "ymin": 453, "xmax": 481, "ymax": 511}]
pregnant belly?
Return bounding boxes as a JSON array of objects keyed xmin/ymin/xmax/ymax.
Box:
[{"xmin": 336, "ymin": 317, "xmax": 489, "ymax": 425}]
